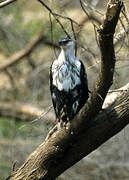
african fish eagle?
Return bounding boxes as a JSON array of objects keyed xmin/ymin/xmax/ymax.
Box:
[{"xmin": 50, "ymin": 37, "xmax": 89, "ymax": 128}]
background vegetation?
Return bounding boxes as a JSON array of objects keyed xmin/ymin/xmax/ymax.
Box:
[{"xmin": 0, "ymin": 0, "xmax": 129, "ymax": 179}]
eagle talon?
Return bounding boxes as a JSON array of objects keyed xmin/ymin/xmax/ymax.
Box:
[
  {"xmin": 57, "ymin": 121, "xmax": 63, "ymax": 130},
  {"xmin": 57, "ymin": 121, "xmax": 68, "ymax": 130}
]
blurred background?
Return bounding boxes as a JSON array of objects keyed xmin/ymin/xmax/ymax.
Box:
[{"xmin": 0, "ymin": 0, "xmax": 129, "ymax": 179}]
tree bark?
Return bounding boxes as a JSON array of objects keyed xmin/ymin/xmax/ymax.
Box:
[
  {"xmin": 10, "ymin": 1, "xmax": 127, "ymax": 179},
  {"xmin": 10, "ymin": 84, "xmax": 129, "ymax": 180}
]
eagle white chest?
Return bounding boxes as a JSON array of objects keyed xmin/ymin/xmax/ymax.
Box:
[{"xmin": 52, "ymin": 55, "xmax": 81, "ymax": 92}]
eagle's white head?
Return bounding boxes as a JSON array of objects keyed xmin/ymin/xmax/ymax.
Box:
[{"xmin": 58, "ymin": 38, "xmax": 75, "ymax": 59}]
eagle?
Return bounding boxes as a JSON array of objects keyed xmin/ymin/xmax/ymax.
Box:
[{"xmin": 50, "ymin": 37, "xmax": 89, "ymax": 129}]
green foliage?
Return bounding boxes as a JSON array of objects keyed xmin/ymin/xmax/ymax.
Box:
[
  {"xmin": 0, "ymin": 117, "xmax": 31, "ymax": 138},
  {"xmin": 0, "ymin": 1, "xmax": 45, "ymax": 55},
  {"xmin": 0, "ymin": 164, "xmax": 11, "ymax": 180}
]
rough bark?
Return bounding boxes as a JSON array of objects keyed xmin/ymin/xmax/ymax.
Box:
[
  {"xmin": 10, "ymin": 1, "xmax": 127, "ymax": 179},
  {"xmin": 10, "ymin": 86, "xmax": 129, "ymax": 180}
]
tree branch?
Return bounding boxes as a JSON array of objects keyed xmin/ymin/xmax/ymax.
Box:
[
  {"xmin": 0, "ymin": 33, "xmax": 59, "ymax": 73},
  {"xmin": 37, "ymin": 0, "xmax": 79, "ymax": 39},
  {"xmin": 0, "ymin": 0, "xmax": 17, "ymax": 8},
  {"xmin": 10, "ymin": 85, "xmax": 129, "ymax": 180},
  {"xmin": 0, "ymin": 101, "xmax": 54, "ymax": 124},
  {"xmin": 114, "ymin": 24, "xmax": 129, "ymax": 46},
  {"xmin": 10, "ymin": 1, "xmax": 125, "ymax": 179}
]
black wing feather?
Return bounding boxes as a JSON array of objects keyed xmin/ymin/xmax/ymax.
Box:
[
  {"xmin": 49, "ymin": 63, "xmax": 57, "ymax": 117},
  {"xmin": 71, "ymin": 60, "xmax": 89, "ymax": 114}
]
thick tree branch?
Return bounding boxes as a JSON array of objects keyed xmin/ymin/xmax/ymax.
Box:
[
  {"xmin": 76, "ymin": 0, "xmax": 123, "ymax": 132},
  {"xmin": 10, "ymin": 1, "xmax": 125, "ymax": 179},
  {"xmin": 10, "ymin": 85, "xmax": 129, "ymax": 180}
]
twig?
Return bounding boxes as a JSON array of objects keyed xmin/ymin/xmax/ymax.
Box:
[
  {"xmin": 4, "ymin": 69, "xmax": 19, "ymax": 99},
  {"xmin": 0, "ymin": 101, "xmax": 54, "ymax": 123},
  {"xmin": 114, "ymin": 25, "xmax": 129, "ymax": 46},
  {"xmin": 38, "ymin": 0, "xmax": 71, "ymax": 38},
  {"xmin": 79, "ymin": 15, "xmax": 101, "ymax": 27},
  {"xmin": 37, "ymin": 0, "xmax": 82, "ymax": 54},
  {"xmin": 49, "ymin": 13, "xmax": 58, "ymax": 59},
  {"xmin": 70, "ymin": 20, "xmax": 77, "ymax": 56},
  {"xmin": 37, "ymin": 0, "xmax": 82, "ymax": 44},
  {"xmin": 0, "ymin": 33, "xmax": 59, "ymax": 73},
  {"xmin": 79, "ymin": 0, "xmax": 100, "ymax": 48},
  {"xmin": 82, "ymin": 0, "xmax": 104, "ymax": 16},
  {"xmin": 122, "ymin": 2, "xmax": 129, "ymax": 24},
  {"xmin": 0, "ymin": 0, "xmax": 17, "ymax": 8},
  {"xmin": 37, "ymin": 0, "xmax": 79, "ymax": 25},
  {"xmin": 27, "ymin": 55, "xmax": 36, "ymax": 69}
]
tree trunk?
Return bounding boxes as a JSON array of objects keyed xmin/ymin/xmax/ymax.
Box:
[{"xmin": 10, "ymin": 1, "xmax": 128, "ymax": 179}]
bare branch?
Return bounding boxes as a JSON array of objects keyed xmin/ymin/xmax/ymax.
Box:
[
  {"xmin": 37, "ymin": 0, "xmax": 81, "ymax": 43},
  {"xmin": 114, "ymin": 25, "xmax": 129, "ymax": 46},
  {"xmin": 0, "ymin": 101, "xmax": 54, "ymax": 123},
  {"xmin": 37, "ymin": 0, "xmax": 79, "ymax": 25},
  {"xmin": 4, "ymin": 69, "xmax": 18, "ymax": 95},
  {"xmin": 78, "ymin": 15, "xmax": 101, "ymax": 27},
  {"xmin": 37, "ymin": 0, "xmax": 70, "ymax": 38},
  {"xmin": 0, "ymin": 0, "xmax": 17, "ymax": 8},
  {"xmin": 79, "ymin": 0, "xmax": 100, "ymax": 49},
  {"xmin": 0, "ymin": 33, "xmax": 59, "ymax": 73}
]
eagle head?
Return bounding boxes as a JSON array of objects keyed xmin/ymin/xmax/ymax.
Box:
[{"xmin": 58, "ymin": 38, "xmax": 74, "ymax": 50}]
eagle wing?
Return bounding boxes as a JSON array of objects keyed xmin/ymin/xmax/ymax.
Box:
[
  {"xmin": 80, "ymin": 60, "xmax": 89, "ymax": 94},
  {"xmin": 49, "ymin": 63, "xmax": 57, "ymax": 117},
  {"xmin": 50, "ymin": 63, "xmax": 64, "ymax": 121},
  {"xmin": 71, "ymin": 60, "xmax": 89, "ymax": 115}
]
